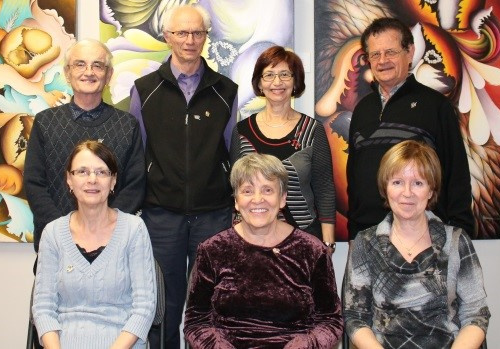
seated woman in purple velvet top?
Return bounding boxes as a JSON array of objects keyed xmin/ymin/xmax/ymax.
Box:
[{"xmin": 184, "ymin": 153, "xmax": 343, "ymax": 348}]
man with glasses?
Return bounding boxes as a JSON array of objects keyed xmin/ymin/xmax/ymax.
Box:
[
  {"xmin": 128, "ymin": 4, "xmax": 237, "ymax": 348},
  {"xmin": 346, "ymin": 17, "xmax": 474, "ymax": 240},
  {"xmin": 25, "ymin": 38, "xmax": 145, "ymax": 257}
]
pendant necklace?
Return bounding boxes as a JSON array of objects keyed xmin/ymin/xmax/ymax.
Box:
[{"xmin": 392, "ymin": 227, "xmax": 427, "ymax": 257}]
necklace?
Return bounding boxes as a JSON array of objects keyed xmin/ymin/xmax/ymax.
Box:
[
  {"xmin": 392, "ymin": 226, "xmax": 427, "ymax": 257},
  {"xmin": 260, "ymin": 110, "xmax": 293, "ymax": 128},
  {"xmin": 261, "ymin": 119, "xmax": 290, "ymax": 128}
]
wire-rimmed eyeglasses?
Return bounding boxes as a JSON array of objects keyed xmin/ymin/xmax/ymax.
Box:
[
  {"xmin": 366, "ymin": 49, "xmax": 404, "ymax": 62},
  {"xmin": 69, "ymin": 60, "xmax": 108, "ymax": 73},
  {"xmin": 261, "ymin": 71, "xmax": 294, "ymax": 82},
  {"xmin": 167, "ymin": 30, "xmax": 208, "ymax": 40},
  {"xmin": 69, "ymin": 168, "xmax": 112, "ymax": 178}
]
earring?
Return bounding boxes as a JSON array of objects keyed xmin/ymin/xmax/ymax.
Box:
[
  {"xmin": 69, "ymin": 189, "xmax": 74, "ymax": 195},
  {"xmin": 110, "ymin": 189, "xmax": 115, "ymax": 195}
]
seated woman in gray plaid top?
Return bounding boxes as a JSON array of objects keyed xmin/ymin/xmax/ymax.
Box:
[{"xmin": 343, "ymin": 140, "xmax": 490, "ymax": 348}]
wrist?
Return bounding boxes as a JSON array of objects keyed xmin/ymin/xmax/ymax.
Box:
[{"xmin": 323, "ymin": 241, "xmax": 336, "ymax": 251}]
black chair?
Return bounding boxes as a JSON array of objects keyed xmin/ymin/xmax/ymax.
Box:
[
  {"xmin": 27, "ymin": 258, "xmax": 166, "ymax": 349},
  {"xmin": 26, "ymin": 281, "xmax": 37, "ymax": 349},
  {"xmin": 151, "ymin": 258, "xmax": 166, "ymax": 349}
]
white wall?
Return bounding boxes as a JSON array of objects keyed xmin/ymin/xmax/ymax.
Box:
[{"xmin": 0, "ymin": 1, "xmax": 497, "ymax": 348}]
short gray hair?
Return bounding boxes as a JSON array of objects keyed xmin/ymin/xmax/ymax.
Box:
[
  {"xmin": 64, "ymin": 39, "xmax": 113, "ymax": 68},
  {"xmin": 161, "ymin": 4, "xmax": 211, "ymax": 34},
  {"xmin": 230, "ymin": 153, "xmax": 288, "ymax": 196}
]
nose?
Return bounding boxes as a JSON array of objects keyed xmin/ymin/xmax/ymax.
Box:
[
  {"xmin": 83, "ymin": 64, "xmax": 95, "ymax": 75},
  {"xmin": 252, "ymin": 192, "xmax": 263, "ymax": 202},
  {"xmin": 87, "ymin": 172, "xmax": 97, "ymax": 183},
  {"xmin": 185, "ymin": 33, "xmax": 195, "ymax": 44},
  {"xmin": 403, "ymin": 183, "xmax": 412, "ymax": 197}
]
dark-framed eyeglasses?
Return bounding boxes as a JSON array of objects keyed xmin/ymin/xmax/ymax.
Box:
[
  {"xmin": 261, "ymin": 71, "xmax": 294, "ymax": 82},
  {"xmin": 70, "ymin": 168, "xmax": 112, "ymax": 178},
  {"xmin": 69, "ymin": 60, "xmax": 108, "ymax": 73},
  {"xmin": 367, "ymin": 49, "xmax": 404, "ymax": 62},
  {"xmin": 167, "ymin": 30, "xmax": 208, "ymax": 40}
]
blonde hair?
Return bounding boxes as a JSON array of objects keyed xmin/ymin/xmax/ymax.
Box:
[{"xmin": 377, "ymin": 140, "xmax": 441, "ymax": 209}]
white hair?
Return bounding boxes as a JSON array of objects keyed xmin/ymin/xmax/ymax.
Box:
[
  {"xmin": 64, "ymin": 39, "xmax": 113, "ymax": 67},
  {"xmin": 161, "ymin": 4, "xmax": 211, "ymax": 34}
]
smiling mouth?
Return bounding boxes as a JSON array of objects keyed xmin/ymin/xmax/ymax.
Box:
[{"xmin": 250, "ymin": 208, "xmax": 268, "ymax": 213}]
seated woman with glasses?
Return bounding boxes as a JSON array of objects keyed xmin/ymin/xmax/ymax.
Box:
[
  {"xmin": 230, "ymin": 46, "xmax": 336, "ymax": 252},
  {"xmin": 184, "ymin": 153, "xmax": 343, "ymax": 348},
  {"xmin": 32, "ymin": 140, "xmax": 156, "ymax": 348}
]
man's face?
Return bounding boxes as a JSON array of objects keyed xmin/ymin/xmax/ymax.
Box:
[
  {"xmin": 64, "ymin": 43, "xmax": 112, "ymax": 99},
  {"xmin": 366, "ymin": 29, "xmax": 414, "ymax": 92},
  {"xmin": 164, "ymin": 7, "xmax": 206, "ymax": 66}
]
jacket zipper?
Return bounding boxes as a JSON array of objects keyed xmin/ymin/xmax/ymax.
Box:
[{"xmin": 185, "ymin": 112, "xmax": 190, "ymax": 211}]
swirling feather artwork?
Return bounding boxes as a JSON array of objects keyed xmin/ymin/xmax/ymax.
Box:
[
  {"xmin": 315, "ymin": 0, "xmax": 500, "ymax": 239},
  {"xmin": 0, "ymin": 0, "xmax": 75, "ymax": 242},
  {"xmin": 100, "ymin": 0, "xmax": 293, "ymax": 117}
]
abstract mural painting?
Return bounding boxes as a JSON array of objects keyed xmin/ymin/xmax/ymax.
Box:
[
  {"xmin": 0, "ymin": 0, "xmax": 76, "ymax": 242},
  {"xmin": 99, "ymin": 0, "xmax": 294, "ymax": 119},
  {"xmin": 315, "ymin": 0, "xmax": 500, "ymax": 240}
]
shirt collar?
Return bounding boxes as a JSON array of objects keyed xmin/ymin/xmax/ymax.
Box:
[
  {"xmin": 70, "ymin": 99, "xmax": 106, "ymax": 121},
  {"xmin": 378, "ymin": 76, "xmax": 408, "ymax": 105},
  {"xmin": 170, "ymin": 58, "xmax": 204, "ymax": 80}
]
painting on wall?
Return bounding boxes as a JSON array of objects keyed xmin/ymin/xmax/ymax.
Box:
[
  {"xmin": 315, "ymin": 1, "xmax": 500, "ymax": 240},
  {"xmin": 99, "ymin": 0, "xmax": 294, "ymax": 120},
  {"xmin": 0, "ymin": 0, "xmax": 76, "ymax": 242}
]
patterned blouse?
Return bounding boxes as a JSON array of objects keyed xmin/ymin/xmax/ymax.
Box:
[{"xmin": 343, "ymin": 211, "xmax": 490, "ymax": 348}]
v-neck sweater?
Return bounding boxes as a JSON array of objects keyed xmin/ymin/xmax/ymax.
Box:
[{"xmin": 33, "ymin": 210, "xmax": 156, "ymax": 348}]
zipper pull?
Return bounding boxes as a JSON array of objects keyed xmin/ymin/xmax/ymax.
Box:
[{"xmin": 185, "ymin": 113, "xmax": 189, "ymax": 125}]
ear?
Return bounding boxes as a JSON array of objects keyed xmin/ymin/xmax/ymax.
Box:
[
  {"xmin": 111, "ymin": 175, "xmax": 117, "ymax": 190},
  {"xmin": 164, "ymin": 32, "xmax": 172, "ymax": 47},
  {"xmin": 64, "ymin": 65, "xmax": 70, "ymax": 82},
  {"xmin": 407, "ymin": 43, "xmax": 415, "ymax": 61},
  {"xmin": 428, "ymin": 190, "xmax": 433, "ymax": 200},
  {"xmin": 105, "ymin": 66, "xmax": 114, "ymax": 85},
  {"xmin": 66, "ymin": 172, "xmax": 72, "ymax": 190},
  {"xmin": 279, "ymin": 192, "xmax": 287, "ymax": 209}
]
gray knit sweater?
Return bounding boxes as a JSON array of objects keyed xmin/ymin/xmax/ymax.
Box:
[
  {"xmin": 32, "ymin": 210, "xmax": 156, "ymax": 348},
  {"xmin": 344, "ymin": 211, "xmax": 490, "ymax": 348}
]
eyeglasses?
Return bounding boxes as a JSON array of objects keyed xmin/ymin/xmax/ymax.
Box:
[
  {"xmin": 70, "ymin": 168, "xmax": 112, "ymax": 178},
  {"xmin": 261, "ymin": 71, "xmax": 294, "ymax": 82},
  {"xmin": 167, "ymin": 31, "xmax": 208, "ymax": 40},
  {"xmin": 69, "ymin": 61, "xmax": 108, "ymax": 73},
  {"xmin": 367, "ymin": 49, "xmax": 404, "ymax": 61}
]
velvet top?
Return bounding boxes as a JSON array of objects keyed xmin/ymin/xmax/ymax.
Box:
[{"xmin": 184, "ymin": 227, "xmax": 343, "ymax": 348}]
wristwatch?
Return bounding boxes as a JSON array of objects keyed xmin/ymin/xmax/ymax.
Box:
[{"xmin": 323, "ymin": 241, "xmax": 336, "ymax": 252}]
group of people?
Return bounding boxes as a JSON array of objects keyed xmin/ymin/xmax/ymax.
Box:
[{"xmin": 24, "ymin": 3, "xmax": 490, "ymax": 349}]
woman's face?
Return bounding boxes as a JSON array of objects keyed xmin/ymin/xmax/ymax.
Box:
[
  {"xmin": 386, "ymin": 161, "xmax": 433, "ymax": 223},
  {"xmin": 258, "ymin": 61, "xmax": 294, "ymax": 104},
  {"xmin": 66, "ymin": 149, "xmax": 116, "ymax": 208},
  {"xmin": 235, "ymin": 172, "xmax": 286, "ymax": 232}
]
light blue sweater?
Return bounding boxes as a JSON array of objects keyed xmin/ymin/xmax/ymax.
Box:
[{"xmin": 33, "ymin": 210, "xmax": 156, "ymax": 348}]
